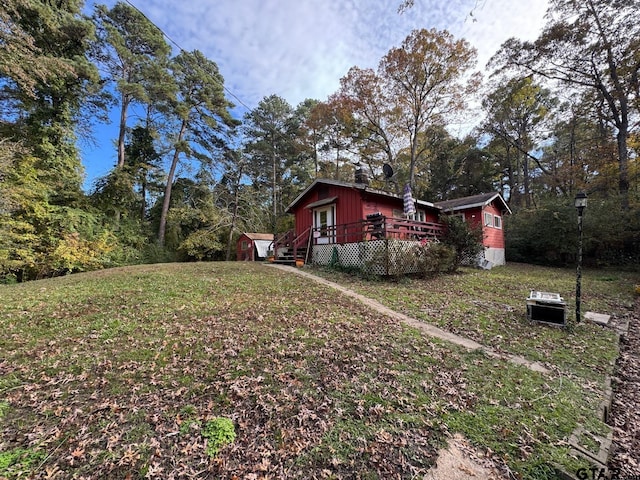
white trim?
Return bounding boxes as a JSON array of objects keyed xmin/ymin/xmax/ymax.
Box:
[{"xmin": 313, "ymin": 204, "xmax": 336, "ymax": 244}]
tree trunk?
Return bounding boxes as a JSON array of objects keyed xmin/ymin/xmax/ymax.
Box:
[
  {"xmin": 140, "ymin": 179, "xmax": 147, "ymax": 222},
  {"xmin": 272, "ymin": 139, "xmax": 277, "ymax": 237},
  {"xmin": 117, "ymin": 94, "xmax": 130, "ymax": 169},
  {"xmin": 225, "ymin": 165, "xmax": 243, "ymax": 261},
  {"xmin": 522, "ymin": 151, "xmax": 531, "ymax": 208},
  {"xmin": 158, "ymin": 121, "xmax": 187, "ymax": 246},
  {"xmin": 616, "ymin": 124, "xmax": 630, "ymax": 210}
]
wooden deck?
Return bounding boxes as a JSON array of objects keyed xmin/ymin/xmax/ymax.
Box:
[{"xmin": 272, "ymin": 215, "xmax": 444, "ymax": 265}]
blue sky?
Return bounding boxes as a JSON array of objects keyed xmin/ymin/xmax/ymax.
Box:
[{"xmin": 80, "ymin": 0, "xmax": 549, "ymax": 190}]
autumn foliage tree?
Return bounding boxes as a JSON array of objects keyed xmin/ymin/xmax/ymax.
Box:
[
  {"xmin": 481, "ymin": 76, "xmax": 557, "ymax": 207},
  {"xmin": 491, "ymin": 0, "xmax": 640, "ymax": 210},
  {"xmin": 337, "ymin": 29, "xmax": 480, "ymax": 190}
]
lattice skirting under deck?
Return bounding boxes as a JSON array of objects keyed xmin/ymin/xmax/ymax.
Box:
[{"xmin": 312, "ymin": 239, "xmax": 430, "ymax": 275}]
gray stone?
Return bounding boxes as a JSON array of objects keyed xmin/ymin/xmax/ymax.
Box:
[{"xmin": 585, "ymin": 311, "xmax": 611, "ymax": 325}]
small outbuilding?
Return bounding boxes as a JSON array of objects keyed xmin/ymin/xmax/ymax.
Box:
[{"xmin": 236, "ymin": 233, "xmax": 274, "ymax": 261}]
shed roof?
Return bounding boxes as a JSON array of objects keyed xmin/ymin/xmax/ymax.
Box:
[
  {"xmin": 242, "ymin": 233, "xmax": 274, "ymax": 241},
  {"xmin": 434, "ymin": 192, "xmax": 511, "ymax": 214}
]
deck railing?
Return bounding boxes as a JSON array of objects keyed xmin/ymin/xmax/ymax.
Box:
[
  {"xmin": 311, "ymin": 215, "xmax": 444, "ymax": 245},
  {"xmin": 272, "ymin": 227, "xmax": 312, "ymax": 262},
  {"xmin": 272, "ymin": 215, "xmax": 446, "ymax": 273},
  {"xmin": 274, "ymin": 215, "xmax": 444, "ymax": 258}
]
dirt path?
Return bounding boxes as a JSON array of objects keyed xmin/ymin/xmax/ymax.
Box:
[
  {"xmin": 608, "ymin": 296, "xmax": 640, "ymax": 475},
  {"xmin": 269, "ymin": 265, "xmax": 640, "ymax": 476},
  {"xmin": 268, "ymin": 264, "xmax": 548, "ymax": 374},
  {"xmin": 268, "ymin": 264, "xmax": 511, "ymax": 479}
]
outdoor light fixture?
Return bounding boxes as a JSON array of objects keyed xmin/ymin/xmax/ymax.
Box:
[
  {"xmin": 574, "ymin": 192, "xmax": 587, "ymax": 323},
  {"xmin": 575, "ymin": 191, "xmax": 587, "ymax": 215}
]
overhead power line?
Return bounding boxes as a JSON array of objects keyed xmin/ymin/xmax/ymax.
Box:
[{"xmin": 122, "ymin": 0, "xmax": 253, "ymax": 113}]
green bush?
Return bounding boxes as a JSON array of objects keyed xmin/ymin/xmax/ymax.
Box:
[
  {"xmin": 505, "ymin": 195, "xmax": 640, "ymax": 269},
  {"xmin": 412, "ymin": 242, "xmax": 457, "ymax": 277},
  {"xmin": 202, "ymin": 417, "xmax": 236, "ymax": 457},
  {"xmin": 440, "ymin": 215, "xmax": 484, "ymax": 266}
]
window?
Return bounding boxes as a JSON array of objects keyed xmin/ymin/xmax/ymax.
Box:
[
  {"xmin": 416, "ymin": 210, "xmax": 426, "ymax": 222},
  {"xmin": 455, "ymin": 213, "xmax": 465, "ymax": 222},
  {"xmin": 493, "ymin": 215, "xmax": 502, "ymax": 229},
  {"xmin": 484, "ymin": 212, "xmax": 493, "ymax": 226},
  {"xmin": 319, "ymin": 210, "xmax": 328, "ymax": 236},
  {"xmin": 241, "ymin": 240, "xmax": 248, "ymax": 250},
  {"xmin": 392, "ymin": 209, "xmax": 403, "ymax": 218}
]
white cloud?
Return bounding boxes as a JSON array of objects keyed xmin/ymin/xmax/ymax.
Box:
[
  {"xmin": 81, "ymin": 0, "xmax": 549, "ymax": 186},
  {"xmin": 91, "ymin": 0, "xmax": 548, "ymax": 109}
]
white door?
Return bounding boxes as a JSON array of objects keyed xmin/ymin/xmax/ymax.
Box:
[{"xmin": 314, "ymin": 205, "xmax": 335, "ymax": 244}]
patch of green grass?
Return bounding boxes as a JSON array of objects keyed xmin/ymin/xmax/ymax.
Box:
[
  {"xmin": 0, "ymin": 402, "xmax": 9, "ymax": 419},
  {"xmin": 311, "ymin": 263, "xmax": 631, "ymax": 384},
  {"xmin": 0, "ymin": 448, "xmax": 46, "ymax": 478},
  {"xmin": 441, "ymin": 352, "xmax": 606, "ymax": 479}
]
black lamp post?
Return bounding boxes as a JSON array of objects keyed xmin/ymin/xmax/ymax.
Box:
[{"xmin": 574, "ymin": 192, "xmax": 587, "ymax": 323}]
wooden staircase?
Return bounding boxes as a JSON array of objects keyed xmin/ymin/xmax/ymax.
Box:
[{"xmin": 272, "ymin": 228, "xmax": 311, "ymax": 266}]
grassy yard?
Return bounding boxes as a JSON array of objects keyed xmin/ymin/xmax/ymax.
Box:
[{"xmin": 0, "ymin": 262, "xmax": 637, "ymax": 479}]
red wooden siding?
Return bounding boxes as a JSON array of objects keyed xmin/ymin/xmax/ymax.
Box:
[
  {"xmin": 362, "ymin": 193, "xmax": 437, "ymax": 221},
  {"xmin": 291, "ymin": 182, "xmax": 441, "ymax": 243},
  {"xmin": 336, "ymin": 187, "xmax": 364, "ymax": 226},
  {"xmin": 460, "ymin": 207, "xmax": 483, "ymax": 229},
  {"xmin": 481, "ymin": 203, "xmax": 505, "ymax": 249},
  {"xmin": 236, "ymin": 234, "xmax": 253, "ymax": 261},
  {"xmin": 294, "ymin": 185, "xmax": 363, "ymax": 238},
  {"xmin": 456, "ymin": 203, "xmax": 505, "ymax": 249}
]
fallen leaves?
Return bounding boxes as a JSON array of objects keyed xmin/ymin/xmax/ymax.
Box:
[
  {"xmin": 1, "ymin": 262, "xmax": 632, "ymax": 479},
  {"xmin": 608, "ymin": 297, "xmax": 640, "ymax": 476}
]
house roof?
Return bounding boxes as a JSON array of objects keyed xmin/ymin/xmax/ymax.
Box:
[
  {"xmin": 242, "ymin": 233, "xmax": 274, "ymax": 241},
  {"xmin": 305, "ymin": 196, "xmax": 339, "ymax": 209},
  {"xmin": 434, "ymin": 192, "xmax": 512, "ymax": 214},
  {"xmin": 286, "ymin": 178, "xmax": 438, "ymax": 213}
]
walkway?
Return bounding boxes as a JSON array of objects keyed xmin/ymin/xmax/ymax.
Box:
[{"xmin": 268, "ymin": 264, "xmax": 549, "ymax": 374}]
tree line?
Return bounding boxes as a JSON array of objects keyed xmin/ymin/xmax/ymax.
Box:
[{"xmin": 1, "ymin": 0, "xmax": 638, "ymax": 282}]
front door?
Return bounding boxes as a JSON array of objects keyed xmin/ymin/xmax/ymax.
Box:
[{"xmin": 313, "ymin": 205, "xmax": 335, "ymax": 244}]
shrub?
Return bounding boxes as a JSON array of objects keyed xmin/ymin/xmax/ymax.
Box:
[
  {"xmin": 505, "ymin": 195, "xmax": 640, "ymax": 269},
  {"xmin": 414, "ymin": 242, "xmax": 457, "ymax": 277},
  {"xmin": 202, "ymin": 418, "xmax": 236, "ymax": 457},
  {"xmin": 439, "ymin": 215, "xmax": 484, "ymax": 267}
]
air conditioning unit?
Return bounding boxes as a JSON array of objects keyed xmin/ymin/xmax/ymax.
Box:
[{"xmin": 526, "ymin": 291, "xmax": 567, "ymax": 326}]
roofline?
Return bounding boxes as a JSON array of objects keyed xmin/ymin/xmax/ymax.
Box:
[
  {"xmin": 286, "ymin": 178, "xmax": 439, "ymax": 212},
  {"xmin": 437, "ymin": 193, "xmax": 512, "ymax": 215},
  {"xmin": 241, "ymin": 232, "xmax": 274, "ymax": 240}
]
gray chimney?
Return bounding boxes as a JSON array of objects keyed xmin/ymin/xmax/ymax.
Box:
[{"xmin": 355, "ymin": 167, "xmax": 369, "ymax": 185}]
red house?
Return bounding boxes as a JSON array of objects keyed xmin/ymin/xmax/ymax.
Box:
[
  {"xmin": 276, "ymin": 178, "xmax": 443, "ymax": 274},
  {"xmin": 287, "ymin": 178, "xmax": 441, "ymax": 239},
  {"xmin": 236, "ymin": 233, "xmax": 274, "ymax": 261},
  {"xmin": 435, "ymin": 192, "xmax": 511, "ymax": 267},
  {"xmin": 274, "ymin": 174, "xmax": 510, "ymax": 272}
]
